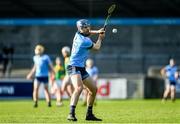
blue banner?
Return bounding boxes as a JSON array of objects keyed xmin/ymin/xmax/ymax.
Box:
[
  {"xmin": 0, "ymin": 18, "xmax": 180, "ymax": 25},
  {"xmin": 0, "ymin": 79, "xmax": 33, "ymax": 98}
]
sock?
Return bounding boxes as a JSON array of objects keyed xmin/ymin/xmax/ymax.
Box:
[
  {"xmin": 87, "ymin": 106, "xmax": 93, "ymax": 115},
  {"xmin": 163, "ymin": 97, "xmax": 167, "ymax": 100},
  {"xmin": 34, "ymin": 101, "xmax": 38, "ymax": 107},
  {"xmin": 70, "ymin": 105, "xmax": 76, "ymax": 115},
  {"xmin": 171, "ymin": 98, "xmax": 175, "ymax": 102}
]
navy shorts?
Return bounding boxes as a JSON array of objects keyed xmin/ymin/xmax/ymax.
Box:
[
  {"xmin": 35, "ymin": 76, "xmax": 49, "ymax": 84},
  {"xmin": 169, "ymin": 81, "xmax": 176, "ymax": 86},
  {"xmin": 67, "ymin": 65, "xmax": 89, "ymax": 80}
]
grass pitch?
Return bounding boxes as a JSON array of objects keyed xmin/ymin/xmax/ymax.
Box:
[{"xmin": 0, "ymin": 99, "xmax": 180, "ymax": 123}]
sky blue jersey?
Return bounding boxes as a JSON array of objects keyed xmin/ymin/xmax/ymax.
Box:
[
  {"xmin": 33, "ymin": 54, "xmax": 52, "ymax": 77},
  {"xmin": 69, "ymin": 32, "xmax": 93, "ymax": 67},
  {"xmin": 165, "ymin": 65, "xmax": 177, "ymax": 82},
  {"xmin": 86, "ymin": 66, "xmax": 98, "ymax": 77}
]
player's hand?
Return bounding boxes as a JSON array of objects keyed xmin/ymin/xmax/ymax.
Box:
[
  {"xmin": 175, "ymin": 72, "xmax": 179, "ymax": 79},
  {"xmin": 98, "ymin": 28, "xmax": 105, "ymax": 34},
  {"xmin": 50, "ymin": 73, "xmax": 55, "ymax": 81},
  {"xmin": 98, "ymin": 28, "xmax": 105, "ymax": 40}
]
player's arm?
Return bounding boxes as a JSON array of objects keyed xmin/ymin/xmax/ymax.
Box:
[
  {"xmin": 49, "ymin": 71, "xmax": 55, "ymax": 87},
  {"xmin": 90, "ymin": 29, "xmax": 105, "ymax": 35},
  {"xmin": 175, "ymin": 71, "xmax": 179, "ymax": 80},
  {"xmin": 49, "ymin": 63, "xmax": 56, "ymax": 76},
  {"xmin": 160, "ymin": 67, "xmax": 166, "ymax": 77},
  {"xmin": 92, "ymin": 29, "xmax": 105, "ymax": 50},
  {"xmin": 26, "ymin": 65, "xmax": 36, "ymax": 79},
  {"xmin": 48, "ymin": 63, "xmax": 56, "ymax": 87},
  {"xmin": 93, "ymin": 74, "xmax": 98, "ymax": 82}
]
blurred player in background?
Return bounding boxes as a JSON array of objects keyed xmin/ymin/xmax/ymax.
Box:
[
  {"xmin": 67, "ymin": 19, "xmax": 105, "ymax": 121},
  {"xmin": 50, "ymin": 57, "xmax": 64, "ymax": 107},
  {"xmin": 26, "ymin": 44, "xmax": 55, "ymax": 108},
  {"xmin": 82, "ymin": 58, "xmax": 99, "ymax": 106},
  {"xmin": 61, "ymin": 46, "xmax": 74, "ymax": 98},
  {"xmin": 2, "ymin": 43, "xmax": 14, "ymax": 78},
  {"xmin": 161, "ymin": 58, "xmax": 178, "ymax": 102}
]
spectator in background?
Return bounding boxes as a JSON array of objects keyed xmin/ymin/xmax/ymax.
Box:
[
  {"xmin": 61, "ymin": 46, "xmax": 74, "ymax": 98},
  {"xmin": 50, "ymin": 57, "xmax": 64, "ymax": 107},
  {"xmin": 82, "ymin": 58, "xmax": 99, "ymax": 106},
  {"xmin": 26, "ymin": 44, "xmax": 55, "ymax": 108},
  {"xmin": 161, "ymin": 58, "xmax": 178, "ymax": 102},
  {"xmin": 2, "ymin": 44, "xmax": 14, "ymax": 78}
]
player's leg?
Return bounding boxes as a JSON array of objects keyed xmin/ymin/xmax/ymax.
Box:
[
  {"xmin": 82, "ymin": 87, "xmax": 88, "ymax": 106},
  {"xmin": 162, "ymin": 83, "xmax": 170, "ymax": 102},
  {"xmin": 61, "ymin": 75, "xmax": 73, "ymax": 97},
  {"xmin": 44, "ymin": 82, "xmax": 51, "ymax": 107},
  {"xmin": 170, "ymin": 84, "xmax": 176, "ymax": 102},
  {"xmin": 83, "ymin": 77, "xmax": 102, "ymax": 121},
  {"xmin": 66, "ymin": 76, "xmax": 74, "ymax": 97},
  {"xmin": 83, "ymin": 77, "xmax": 97, "ymax": 106},
  {"xmin": 49, "ymin": 78, "xmax": 55, "ymax": 95},
  {"xmin": 33, "ymin": 79, "xmax": 40, "ymax": 107},
  {"xmin": 67, "ymin": 83, "xmax": 74, "ymax": 97},
  {"xmin": 61, "ymin": 76, "xmax": 67, "ymax": 94},
  {"xmin": 55, "ymin": 80, "xmax": 63, "ymax": 106},
  {"xmin": 70, "ymin": 74, "xmax": 83, "ymax": 105},
  {"xmin": 67, "ymin": 74, "xmax": 83, "ymax": 121}
]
